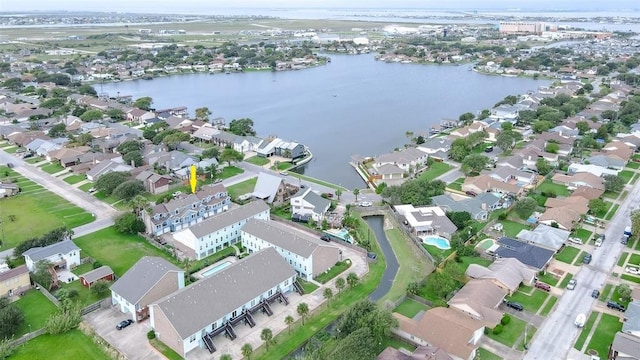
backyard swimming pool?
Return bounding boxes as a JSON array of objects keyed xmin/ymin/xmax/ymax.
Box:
[
  {"xmin": 423, "ymin": 236, "xmax": 451, "ymax": 250},
  {"xmin": 200, "ymin": 261, "xmax": 232, "ymax": 277}
]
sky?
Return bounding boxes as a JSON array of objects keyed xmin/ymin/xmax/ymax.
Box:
[{"xmin": 1, "ymin": 0, "xmax": 638, "ymax": 13}]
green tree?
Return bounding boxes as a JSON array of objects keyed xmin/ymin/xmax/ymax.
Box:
[
  {"xmin": 228, "ymin": 118, "xmax": 256, "ymax": 136},
  {"xmin": 241, "ymin": 343, "xmax": 253, "ymax": 360},
  {"xmin": 631, "ymin": 209, "xmax": 640, "ymax": 238},
  {"xmin": 406, "ymin": 281, "xmax": 419, "ymax": 295},
  {"xmin": 297, "ymin": 302, "xmax": 309, "ymax": 325},
  {"xmin": 446, "ymin": 211, "xmax": 472, "ymax": 229},
  {"xmin": 323, "ymin": 287, "xmax": 334, "ymax": 302},
  {"xmin": 0, "ymin": 338, "xmax": 15, "ymax": 359},
  {"xmin": 220, "ymin": 148, "xmax": 244, "ymax": 166},
  {"xmin": 123, "ymin": 150, "xmax": 143, "ymax": 167},
  {"xmin": 535, "ymin": 158, "xmax": 553, "ymax": 176},
  {"xmin": 335, "ymin": 277, "xmax": 346, "ymax": 293},
  {"xmin": 31, "ymin": 260, "xmax": 54, "ymax": 290},
  {"xmin": 352, "ymin": 188, "xmax": 360, "ymax": 202},
  {"xmin": 458, "ymin": 112, "xmax": 475, "ymax": 124},
  {"xmin": 347, "ymin": 272, "xmax": 359, "ymax": 288},
  {"xmin": 2, "ymin": 78, "xmax": 23, "ymax": 91},
  {"xmin": 40, "ymin": 98, "xmax": 66, "ymax": 109},
  {"xmin": 449, "ymin": 138, "xmax": 472, "ymax": 162},
  {"xmin": 576, "ymin": 121, "xmax": 590, "ymax": 135},
  {"xmin": 495, "ymin": 130, "xmax": 522, "ymax": 152},
  {"xmin": 532, "ymin": 120, "xmax": 554, "ymax": 133},
  {"xmin": 260, "ymin": 327, "xmax": 274, "ymax": 351},
  {"xmin": 45, "ymin": 301, "xmax": 82, "ymax": 334},
  {"xmin": 201, "ymin": 147, "xmax": 219, "ymax": 159},
  {"xmin": 604, "ymin": 174, "xmax": 625, "ymax": 193},
  {"xmin": 130, "ymin": 194, "xmax": 150, "ymax": 216},
  {"xmin": 335, "ymin": 189, "xmax": 343, "ymax": 200},
  {"xmin": 285, "ymin": 315, "xmax": 294, "ymax": 334},
  {"xmin": 77, "ymin": 84, "xmax": 97, "ymax": 96},
  {"xmin": 133, "ymin": 96, "xmax": 153, "ymax": 110},
  {"xmin": 91, "ymin": 280, "xmax": 110, "ymax": 297},
  {"xmin": 220, "ymin": 355, "xmax": 232, "ymax": 360},
  {"xmin": 195, "ymin": 107, "xmax": 212, "ymax": 120},
  {"xmin": 79, "ymin": 109, "xmax": 103, "ymax": 122},
  {"xmin": 330, "ymin": 327, "xmax": 377, "ymax": 360},
  {"xmin": 48, "ymin": 123, "xmax": 67, "ymax": 138},
  {"xmin": 114, "ymin": 213, "xmax": 146, "ymax": 234},
  {"xmin": 545, "ymin": 142, "xmax": 559, "ymax": 154},
  {"xmin": 107, "ymin": 108, "xmax": 125, "ymax": 121},
  {"xmin": 74, "ymin": 133, "xmax": 94, "ymax": 146},
  {"xmin": 501, "ymin": 122, "xmax": 514, "ymax": 131},
  {"xmin": 588, "ymin": 198, "xmax": 607, "ymax": 216},
  {"xmin": 514, "ymin": 197, "xmax": 538, "ymax": 219},
  {"xmin": 478, "ymin": 109, "xmax": 491, "ymax": 120},
  {"xmin": 461, "ymin": 154, "xmax": 489, "ymax": 175},
  {"xmin": 112, "ymin": 180, "xmax": 145, "ymax": 200},
  {"xmin": 0, "ymin": 297, "xmax": 25, "ymax": 339},
  {"xmin": 618, "ymin": 284, "xmax": 632, "ymax": 302},
  {"xmin": 162, "ymin": 132, "xmax": 191, "ymax": 150}
]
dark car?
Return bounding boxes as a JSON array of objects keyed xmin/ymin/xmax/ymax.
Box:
[
  {"xmin": 535, "ymin": 282, "xmax": 551, "ymax": 292},
  {"xmin": 607, "ymin": 301, "xmax": 626, "ymax": 312},
  {"xmin": 599, "ymin": 234, "xmax": 605, "ymax": 241},
  {"xmin": 465, "ymin": 191, "xmax": 478, "ymax": 197},
  {"xmin": 506, "ymin": 301, "xmax": 524, "ymax": 311},
  {"xmin": 320, "ymin": 235, "xmax": 331, "ymax": 242},
  {"xmin": 583, "ymin": 253, "xmax": 592, "ymax": 265},
  {"xmin": 622, "ymin": 236, "xmax": 629, "ymax": 245},
  {"xmin": 6, "ymin": 163, "xmax": 13, "ymax": 168},
  {"xmin": 484, "ymin": 146, "xmax": 494, "ymax": 153},
  {"xmin": 116, "ymin": 319, "xmax": 134, "ymax": 330},
  {"xmin": 591, "ymin": 289, "xmax": 600, "ymax": 299}
]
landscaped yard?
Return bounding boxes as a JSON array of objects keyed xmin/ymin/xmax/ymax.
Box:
[
  {"xmin": 226, "ymin": 177, "xmax": 257, "ymax": 199},
  {"xmin": 618, "ymin": 252, "xmax": 629, "ymax": 267},
  {"xmin": 627, "ymin": 162, "xmax": 640, "ymax": 169},
  {"xmin": 574, "ymin": 312, "xmax": 599, "ymax": 351},
  {"xmin": 573, "ymin": 251, "xmax": 588, "ymax": 266},
  {"xmin": 418, "ymin": 161, "xmax": 450, "ymax": 182},
  {"xmin": 394, "ymin": 298, "xmax": 428, "ymax": 319},
  {"xmin": 315, "ymin": 260, "xmax": 351, "ymax": 284},
  {"xmin": 244, "ymin": 156, "xmax": 270, "ymax": 166},
  {"xmin": 537, "ymin": 272, "xmax": 560, "ymax": 286},
  {"xmin": 297, "ymin": 278, "xmax": 319, "ymax": 294},
  {"xmin": 585, "ymin": 313, "xmax": 622, "ymax": 358},
  {"xmin": 62, "ymin": 174, "xmax": 86, "ymax": 185},
  {"xmin": 448, "ymin": 177, "xmax": 465, "ymax": 191},
  {"xmin": 601, "ymin": 283, "xmax": 613, "ymax": 302},
  {"xmin": 555, "ymin": 246, "xmax": 581, "ymax": 264},
  {"xmin": 593, "ymin": 201, "xmax": 613, "ymax": 219},
  {"xmin": 536, "ymin": 180, "xmax": 570, "ymax": 196},
  {"xmin": 10, "ymin": 329, "xmax": 111, "ymax": 360},
  {"xmin": 73, "ymin": 226, "xmax": 179, "ymax": 276},
  {"xmin": 71, "ymin": 262, "xmax": 95, "ymax": 276},
  {"xmin": 559, "ymin": 273, "xmax": 574, "ymax": 289},
  {"xmin": 499, "ymin": 220, "xmax": 529, "ymax": 238},
  {"xmin": 575, "ymin": 229, "xmax": 593, "ymax": 243},
  {"xmin": 486, "ymin": 316, "xmax": 528, "ymax": 347},
  {"xmin": 628, "ymin": 253, "xmax": 640, "ymax": 265},
  {"xmin": 505, "ymin": 287, "xmax": 549, "ymax": 313},
  {"xmin": 39, "ymin": 162, "xmax": 65, "ymax": 174},
  {"xmin": 621, "ymin": 274, "xmax": 640, "ymax": 284},
  {"xmin": 13, "ymin": 290, "xmax": 58, "ymax": 336},
  {"xmin": 150, "ymin": 338, "xmax": 183, "ymax": 360},
  {"xmin": 612, "ymin": 285, "xmax": 632, "ymax": 307},
  {"xmin": 618, "ymin": 170, "xmax": 635, "ymax": 184},
  {"xmin": 219, "ymin": 165, "xmax": 244, "ymax": 179},
  {"xmin": 603, "ymin": 191, "xmax": 620, "ymax": 199},
  {"xmin": 54, "ymin": 279, "xmax": 111, "ymax": 307},
  {"xmin": 380, "ymin": 336, "xmax": 417, "ymax": 352},
  {"xmin": 0, "ymin": 167, "xmax": 94, "ymax": 248}
]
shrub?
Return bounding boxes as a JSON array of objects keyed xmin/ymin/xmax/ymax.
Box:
[
  {"xmin": 92, "ymin": 261, "xmax": 102, "ymax": 269},
  {"xmin": 498, "ymin": 213, "xmax": 508, "ymax": 220},
  {"xmin": 492, "ymin": 324, "xmax": 504, "ymax": 335},
  {"xmin": 501, "ymin": 314, "xmax": 511, "ymax": 325},
  {"xmin": 147, "ymin": 330, "xmax": 156, "ymax": 340}
]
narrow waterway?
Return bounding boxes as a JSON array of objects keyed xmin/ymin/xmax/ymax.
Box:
[{"xmin": 365, "ymin": 216, "xmax": 399, "ymax": 301}]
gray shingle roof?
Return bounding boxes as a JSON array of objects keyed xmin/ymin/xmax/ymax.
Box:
[
  {"xmin": 185, "ymin": 200, "xmax": 270, "ymax": 238},
  {"xmin": 302, "ymin": 190, "xmax": 330, "ymax": 213},
  {"xmin": 154, "ymin": 247, "xmax": 295, "ymax": 339},
  {"xmin": 251, "ymin": 172, "xmax": 283, "ymax": 203},
  {"xmin": 110, "ymin": 256, "xmax": 182, "ymax": 305},
  {"xmin": 496, "ymin": 237, "xmax": 555, "ymax": 270},
  {"xmin": 23, "ymin": 240, "xmax": 79, "ymax": 263},
  {"xmin": 516, "ymin": 224, "xmax": 570, "ymax": 251},
  {"xmin": 242, "ymin": 218, "xmax": 331, "ymax": 258},
  {"xmin": 622, "ymin": 301, "xmax": 640, "ymax": 333},
  {"xmin": 80, "ymin": 265, "xmax": 114, "ymax": 284},
  {"xmin": 612, "ymin": 332, "xmax": 640, "ymax": 358}
]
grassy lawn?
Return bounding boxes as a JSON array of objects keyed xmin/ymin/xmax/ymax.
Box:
[
  {"xmin": 297, "ymin": 278, "xmax": 319, "ymax": 294},
  {"xmin": 71, "ymin": 262, "xmax": 95, "ymax": 276},
  {"xmin": 422, "ymin": 244, "xmax": 454, "ymax": 265},
  {"xmin": 150, "ymin": 338, "xmax": 183, "ymax": 360},
  {"xmin": 602, "ymin": 191, "xmax": 619, "ymax": 199},
  {"xmin": 537, "ymin": 180, "xmax": 570, "ymax": 196},
  {"xmin": 575, "ymin": 229, "xmax": 593, "ymax": 242},
  {"xmin": 189, "ymin": 247, "xmax": 236, "ymax": 274},
  {"xmin": 618, "ymin": 252, "xmax": 629, "ymax": 267},
  {"xmin": 574, "ymin": 312, "xmax": 599, "ymax": 351},
  {"xmin": 10, "ymin": 329, "xmax": 111, "ymax": 360},
  {"xmin": 537, "ymin": 272, "xmax": 559, "ymax": 287},
  {"xmin": 612, "ymin": 285, "xmax": 632, "ymax": 308},
  {"xmin": 448, "ymin": 177, "xmax": 465, "ymax": 191},
  {"xmin": 606, "ymin": 204, "xmax": 619, "ymax": 221},
  {"xmin": 471, "ymin": 142, "xmax": 493, "ymax": 154},
  {"xmin": 500, "ymin": 220, "xmax": 529, "ymax": 238},
  {"xmin": 593, "ymin": 201, "xmax": 613, "ymax": 219},
  {"xmin": 629, "ymin": 254, "xmax": 640, "ymax": 265},
  {"xmin": 418, "ymin": 162, "xmax": 450, "ymax": 182},
  {"xmin": 518, "ymin": 326, "xmax": 537, "ymax": 350},
  {"xmin": 13, "ymin": 290, "xmax": 58, "ymax": 336},
  {"xmin": 506, "ymin": 287, "xmax": 549, "ymax": 313},
  {"xmin": 573, "ymin": 251, "xmax": 588, "ymax": 266},
  {"xmin": 626, "ymin": 162, "xmax": 640, "ymax": 169},
  {"xmin": 585, "ymin": 313, "xmax": 622, "ymax": 358},
  {"xmin": 476, "ymin": 348, "xmax": 503, "ymax": 360},
  {"xmin": 621, "ymin": 274, "xmax": 640, "ymax": 284},
  {"xmin": 380, "ymin": 227, "xmax": 432, "ymax": 303},
  {"xmin": 244, "ymin": 156, "xmax": 270, "ymax": 166},
  {"xmin": 62, "ymin": 174, "xmax": 86, "ymax": 184},
  {"xmin": 555, "ymin": 246, "xmax": 581, "ymax": 264},
  {"xmin": 73, "ymin": 226, "xmax": 179, "ymax": 276},
  {"xmin": 618, "ymin": 170, "xmax": 634, "ymax": 184},
  {"xmin": 540, "ymin": 296, "xmax": 558, "ymax": 316},
  {"xmin": 559, "ymin": 273, "xmax": 574, "ymax": 288},
  {"xmin": 292, "ymin": 173, "xmax": 347, "ymax": 191},
  {"xmin": 226, "ymin": 177, "xmax": 257, "ymax": 199},
  {"xmin": 486, "ymin": 316, "xmax": 527, "ymax": 347},
  {"xmin": 621, "ymin": 190, "xmax": 629, "ymax": 201},
  {"xmin": 78, "ymin": 182, "xmax": 95, "ymax": 192},
  {"xmin": 54, "ymin": 280, "xmax": 111, "ymax": 307},
  {"xmin": 632, "ymin": 173, "xmax": 640, "ymax": 185},
  {"xmin": 394, "ymin": 298, "xmax": 428, "ymax": 319},
  {"xmin": 530, "ymin": 193, "xmax": 548, "ymax": 207},
  {"xmin": 39, "ymin": 162, "xmax": 65, "ymax": 174},
  {"xmin": 314, "ymin": 260, "xmax": 352, "ymax": 284},
  {"xmin": 0, "ymin": 167, "xmax": 94, "ymax": 249},
  {"xmin": 219, "ymin": 165, "xmax": 243, "ymax": 179}
]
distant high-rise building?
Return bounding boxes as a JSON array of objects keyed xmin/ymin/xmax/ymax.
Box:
[{"xmin": 499, "ymin": 22, "xmax": 544, "ymax": 35}]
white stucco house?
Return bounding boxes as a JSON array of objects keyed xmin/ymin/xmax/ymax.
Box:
[{"xmin": 23, "ymin": 240, "xmax": 80, "ymax": 272}]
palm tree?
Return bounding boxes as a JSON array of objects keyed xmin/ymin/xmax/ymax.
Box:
[
  {"xmin": 130, "ymin": 194, "xmax": 149, "ymax": 216},
  {"xmin": 220, "ymin": 355, "xmax": 232, "ymax": 360},
  {"xmin": 347, "ymin": 272, "xmax": 359, "ymax": 288},
  {"xmin": 335, "ymin": 189, "xmax": 342, "ymax": 201},
  {"xmin": 335, "ymin": 277, "xmax": 346, "ymax": 294},
  {"xmin": 241, "ymin": 343, "xmax": 253, "ymax": 360},
  {"xmin": 182, "ymin": 257, "xmax": 193, "ymax": 277},
  {"xmin": 297, "ymin": 302, "xmax": 309, "ymax": 325},
  {"xmin": 323, "ymin": 288, "xmax": 333, "ymax": 303},
  {"xmin": 260, "ymin": 327, "xmax": 274, "ymax": 351},
  {"xmin": 352, "ymin": 188, "xmax": 360, "ymax": 202},
  {"xmin": 285, "ymin": 315, "xmax": 294, "ymax": 334}
]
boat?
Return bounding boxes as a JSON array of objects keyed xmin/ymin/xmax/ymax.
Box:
[
  {"xmin": 575, "ymin": 313, "xmax": 586, "ymax": 328},
  {"xmin": 142, "ymin": 75, "xmax": 153, "ymax": 80}
]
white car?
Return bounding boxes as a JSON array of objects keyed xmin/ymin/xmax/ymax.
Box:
[
  {"xmin": 567, "ymin": 279, "xmax": 577, "ymax": 290},
  {"xmin": 359, "ymin": 201, "xmax": 372, "ymax": 207},
  {"xmin": 172, "ymin": 191, "xmax": 182, "ymax": 197},
  {"xmin": 568, "ymin": 237, "xmax": 583, "ymax": 245},
  {"xmin": 626, "ymin": 266, "xmax": 640, "ymax": 275}
]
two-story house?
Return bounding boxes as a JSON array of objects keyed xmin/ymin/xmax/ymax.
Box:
[{"xmin": 23, "ymin": 240, "xmax": 80, "ymax": 272}]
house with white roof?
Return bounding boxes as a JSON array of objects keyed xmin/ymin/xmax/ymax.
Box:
[
  {"xmin": 256, "ymin": 137, "xmax": 305, "ymax": 159},
  {"xmin": 23, "ymin": 240, "xmax": 80, "ymax": 272},
  {"xmin": 394, "ymin": 205, "xmax": 457, "ymax": 239},
  {"xmin": 290, "ymin": 188, "xmax": 331, "ymax": 222},
  {"xmin": 516, "ymin": 224, "xmax": 570, "ymax": 251},
  {"xmin": 251, "ymin": 172, "xmax": 291, "ymax": 206}
]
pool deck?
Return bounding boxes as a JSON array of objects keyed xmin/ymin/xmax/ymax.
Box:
[{"xmin": 196, "ymin": 257, "xmax": 238, "ymax": 279}]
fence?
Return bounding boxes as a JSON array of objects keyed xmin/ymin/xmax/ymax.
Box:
[
  {"xmin": 385, "ymin": 206, "xmax": 437, "ymax": 266},
  {"xmin": 82, "ymin": 298, "xmax": 111, "ymax": 316},
  {"xmin": 10, "ymin": 328, "xmax": 46, "ymax": 347},
  {"xmin": 35, "ymin": 282, "xmax": 60, "ymax": 307}
]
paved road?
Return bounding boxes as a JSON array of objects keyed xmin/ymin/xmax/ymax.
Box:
[
  {"xmin": 366, "ymin": 216, "xmax": 400, "ymax": 301},
  {"xmin": 524, "ymin": 180, "xmax": 640, "ymax": 360},
  {"xmin": 0, "ymin": 150, "xmax": 118, "ymax": 237}
]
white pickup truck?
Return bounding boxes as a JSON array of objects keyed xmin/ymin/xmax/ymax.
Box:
[{"xmin": 575, "ymin": 313, "xmax": 586, "ymax": 328}]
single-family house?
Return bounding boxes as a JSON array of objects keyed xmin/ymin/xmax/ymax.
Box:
[
  {"xmin": 142, "ymin": 184, "xmax": 231, "ymax": 236},
  {"xmin": 241, "ymin": 218, "xmax": 342, "ymax": 281},
  {"xmin": 23, "ymin": 240, "xmax": 80, "ymax": 272},
  {"xmin": 496, "ymin": 155, "xmax": 525, "ymax": 171},
  {"xmin": 290, "ymin": 188, "xmax": 331, "ymax": 222},
  {"xmin": 394, "ymin": 205, "xmax": 457, "ymax": 239},
  {"xmin": 568, "ymin": 163, "xmax": 619, "ymax": 177},
  {"xmin": 417, "ymin": 137, "xmax": 451, "ymax": 160},
  {"xmin": 252, "ymin": 172, "xmax": 290, "ymax": 206},
  {"xmin": 516, "ymin": 224, "xmax": 570, "ymax": 251},
  {"xmin": 622, "ymin": 301, "xmax": 640, "ymax": 337},
  {"xmin": 85, "ymin": 159, "xmax": 134, "ymax": 181},
  {"xmin": 135, "ymin": 170, "xmax": 172, "ymax": 195},
  {"xmin": 447, "ymin": 279, "xmax": 508, "ymax": 328},
  {"xmin": 110, "ymin": 256, "xmax": 184, "ymax": 322},
  {"xmin": 611, "ymin": 332, "xmax": 640, "ymax": 360},
  {"xmin": 538, "ymin": 206, "xmax": 583, "ymax": 231},
  {"xmin": 0, "ymin": 182, "xmax": 19, "ymax": 198},
  {"xmin": 146, "ymin": 150, "xmax": 197, "ymax": 174},
  {"xmin": 256, "ymin": 137, "xmax": 306, "ymax": 159},
  {"xmin": 466, "ymin": 258, "xmax": 536, "ymax": 294},
  {"xmin": 544, "ymin": 195, "xmax": 589, "ymax": 215},
  {"xmin": 377, "ymin": 346, "xmax": 454, "ymax": 360},
  {"xmin": 449, "ymin": 122, "xmax": 486, "ymax": 138},
  {"xmin": 149, "ymin": 248, "xmax": 296, "ymax": 358},
  {"xmin": 373, "ymin": 147, "xmax": 428, "ymax": 173},
  {"xmin": 462, "ymin": 174, "xmax": 521, "ymax": 196},
  {"xmin": 127, "ymin": 108, "xmax": 156, "ymax": 124},
  {"xmin": 393, "ymin": 307, "xmax": 485, "ymax": 360},
  {"xmin": 210, "ymin": 131, "xmax": 262, "ymax": 153},
  {"xmin": 372, "ymin": 163, "xmax": 405, "ymax": 181},
  {"xmin": 430, "ymin": 193, "xmax": 503, "ymax": 221},
  {"xmin": 588, "ymin": 154, "xmax": 626, "ymax": 170},
  {"xmin": 488, "ymin": 167, "xmax": 536, "ymax": 186},
  {"xmin": 79, "ymin": 266, "xmax": 114, "ymax": 288},
  {"xmin": 0, "ymin": 265, "xmax": 30, "ymax": 297},
  {"xmin": 495, "ymin": 237, "xmax": 555, "ymax": 271},
  {"xmin": 571, "ymin": 186, "xmax": 605, "ymax": 201},
  {"xmin": 551, "ymin": 173, "xmax": 605, "ymax": 190},
  {"xmin": 171, "ymin": 200, "xmax": 270, "ymax": 260}
]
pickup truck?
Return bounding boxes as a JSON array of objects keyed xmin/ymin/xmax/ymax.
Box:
[{"xmin": 575, "ymin": 313, "xmax": 586, "ymax": 328}]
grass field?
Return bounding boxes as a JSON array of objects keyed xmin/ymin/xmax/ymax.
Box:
[
  {"xmin": 506, "ymin": 287, "xmax": 549, "ymax": 313},
  {"xmin": 380, "ymin": 227, "xmax": 432, "ymax": 303},
  {"xmin": 537, "ymin": 272, "xmax": 559, "ymax": 286},
  {"xmin": 593, "ymin": 201, "xmax": 614, "ymax": 219},
  {"xmin": 629, "ymin": 254, "xmax": 640, "ymax": 265},
  {"xmin": 537, "ymin": 180, "xmax": 570, "ymax": 196},
  {"xmin": 62, "ymin": 174, "xmax": 87, "ymax": 184},
  {"xmin": 618, "ymin": 170, "xmax": 635, "ymax": 184},
  {"xmin": 627, "ymin": 162, "xmax": 640, "ymax": 169},
  {"xmin": 540, "ymin": 296, "xmax": 558, "ymax": 316},
  {"xmin": 244, "ymin": 156, "xmax": 270, "ymax": 166},
  {"xmin": 585, "ymin": 313, "xmax": 622, "ymax": 358},
  {"xmin": 602, "ymin": 191, "xmax": 620, "ymax": 199},
  {"xmin": 10, "ymin": 329, "xmax": 111, "ymax": 360},
  {"xmin": 314, "ymin": 260, "xmax": 351, "ymax": 284},
  {"xmin": 73, "ymin": 226, "xmax": 179, "ymax": 276},
  {"xmin": 621, "ymin": 274, "xmax": 640, "ymax": 284},
  {"xmin": 559, "ymin": 273, "xmax": 574, "ymax": 289},
  {"xmin": 500, "ymin": 220, "xmax": 529, "ymax": 238},
  {"xmin": 555, "ymin": 246, "xmax": 581, "ymax": 264},
  {"xmin": 600, "ymin": 283, "xmax": 613, "ymax": 301},
  {"xmin": 575, "ymin": 229, "xmax": 593, "ymax": 242},
  {"xmin": 448, "ymin": 177, "xmax": 465, "ymax": 191},
  {"xmin": 297, "ymin": 278, "xmax": 319, "ymax": 294},
  {"xmin": 394, "ymin": 298, "xmax": 428, "ymax": 319},
  {"xmin": 486, "ymin": 316, "xmax": 527, "ymax": 347},
  {"xmin": 418, "ymin": 162, "xmax": 450, "ymax": 182},
  {"xmin": 226, "ymin": 177, "xmax": 257, "ymax": 199},
  {"xmin": 574, "ymin": 312, "xmax": 599, "ymax": 351},
  {"xmin": 0, "ymin": 167, "xmax": 94, "ymax": 249},
  {"xmin": 219, "ymin": 165, "xmax": 244, "ymax": 179},
  {"xmin": 150, "ymin": 338, "xmax": 183, "ymax": 360},
  {"xmin": 13, "ymin": 290, "xmax": 58, "ymax": 336},
  {"xmin": 380, "ymin": 336, "xmax": 417, "ymax": 352},
  {"xmin": 39, "ymin": 162, "xmax": 65, "ymax": 174}
]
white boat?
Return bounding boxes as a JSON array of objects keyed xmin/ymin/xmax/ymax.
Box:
[{"xmin": 575, "ymin": 313, "xmax": 586, "ymax": 328}]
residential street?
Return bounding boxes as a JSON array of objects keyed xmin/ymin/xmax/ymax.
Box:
[{"xmin": 523, "ymin": 179, "xmax": 640, "ymax": 360}]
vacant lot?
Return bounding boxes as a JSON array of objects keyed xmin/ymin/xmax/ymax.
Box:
[
  {"xmin": 10, "ymin": 329, "xmax": 111, "ymax": 360},
  {"xmin": 227, "ymin": 177, "xmax": 257, "ymax": 199},
  {"xmin": 537, "ymin": 180, "xmax": 570, "ymax": 196},
  {"xmin": 13, "ymin": 290, "xmax": 58, "ymax": 336},
  {"xmin": 418, "ymin": 162, "xmax": 450, "ymax": 182}
]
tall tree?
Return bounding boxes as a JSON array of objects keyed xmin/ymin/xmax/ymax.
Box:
[
  {"xmin": 285, "ymin": 315, "xmax": 294, "ymax": 334},
  {"xmin": 513, "ymin": 198, "xmax": 537, "ymax": 219},
  {"xmin": 604, "ymin": 175, "xmax": 625, "ymax": 193},
  {"xmin": 195, "ymin": 107, "xmax": 212, "ymax": 120},
  {"xmin": 323, "ymin": 288, "xmax": 333, "ymax": 302},
  {"xmin": 133, "ymin": 96, "xmax": 153, "ymax": 110},
  {"xmin": 228, "ymin": 118, "xmax": 256, "ymax": 136},
  {"xmin": 347, "ymin": 272, "xmax": 359, "ymax": 288},
  {"xmin": 352, "ymin": 188, "xmax": 360, "ymax": 202},
  {"xmin": 241, "ymin": 343, "xmax": 253, "ymax": 360},
  {"xmin": 297, "ymin": 302, "xmax": 309, "ymax": 325},
  {"xmin": 335, "ymin": 189, "xmax": 343, "ymax": 200},
  {"xmin": 335, "ymin": 277, "xmax": 346, "ymax": 294},
  {"xmin": 219, "ymin": 148, "xmax": 244, "ymax": 166},
  {"xmin": 495, "ymin": 130, "xmax": 522, "ymax": 152},
  {"xmin": 461, "ymin": 154, "xmax": 489, "ymax": 175},
  {"xmin": 260, "ymin": 328, "xmax": 274, "ymax": 351}
]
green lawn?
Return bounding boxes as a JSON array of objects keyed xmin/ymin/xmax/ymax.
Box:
[
  {"xmin": 394, "ymin": 298, "xmax": 428, "ymax": 319},
  {"xmin": 618, "ymin": 252, "xmax": 630, "ymax": 267},
  {"xmin": 476, "ymin": 348, "xmax": 503, "ymax": 360},
  {"xmin": 244, "ymin": 156, "xmax": 270, "ymax": 166},
  {"xmin": 10, "ymin": 329, "xmax": 111, "ymax": 360},
  {"xmin": 618, "ymin": 170, "xmax": 634, "ymax": 184},
  {"xmin": 632, "ymin": 173, "xmax": 640, "ymax": 185},
  {"xmin": 606, "ymin": 204, "xmax": 619, "ymax": 220},
  {"xmin": 559, "ymin": 273, "xmax": 574, "ymax": 288},
  {"xmin": 585, "ymin": 313, "xmax": 622, "ymax": 358},
  {"xmin": 418, "ymin": 162, "xmax": 451, "ymax": 182},
  {"xmin": 540, "ymin": 296, "xmax": 558, "ymax": 316},
  {"xmin": 629, "ymin": 254, "xmax": 640, "ymax": 265},
  {"xmin": 62, "ymin": 174, "xmax": 86, "ymax": 184},
  {"xmin": 575, "ymin": 229, "xmax": 593, "ymax": 242},
  {"xmin": 574, "ymin": 312, "xmax": 599, "ymax": 351},
  {"xmin": 78, "ymin": 182, "xmax": 95, "ymax": 192},
  {"xmin": 219, "ymin": 165, "xmax": 244, "ymax": 179},
  {"xmin": 592, "ymin": 201, "xmax": 613, "ymax": 219},
  {"xmin": 422, "ymin": 244, "xmax": 454, "ymax": 265},
  {"xmin": 537, "ymin": 272, "xmax": 560, "ymax": 287},
  {"xmin": 530, "ymin": 193, "xmax": 548, "ymax": 207},
  {"xmin": 0, "ymin": 167, "xmax": 94, "ymax": 249},
  {"xmin": 518, "ymin": 326, "xmax": 537, "ymax": 350},
  {"xmin": 54, "ymin": 279, "xmax": 111, "ymax": 307},
  {"xmin": 555, "ymin": 246, "xmax": 581, "ymax": 264},
  {"xmin": 13, "ymin": 290, "xmax": 58, "ymax": 336},
  {"xmin": 381, "ymin": 336, "xmax": 417, "ymax": 353},
  {"xmin": 621, "ymin": 274, "xmax": 640, "ymax": 284},
  {"xmin": 500, "ymin": 220, "xmax": 529, "ymax": 238},
  {"xmin": 626, "ymin": 161, "xmax": 640, "ymax": 169},
  {"xmin": 39, "ymin": 162, "xmax": 65, "ymax": 174},
  {"xmin": 380, "ymin": 228, "xmax": 432, "ymax": 303},
  {"xmin": 71, "ymin": 262, "xmax": 95, "ymax": 276},
  {"xmin": 506, "ymin": 287, "xmax": 549, "ymax": 313},
  {"xmin": 573, "ymin": 251, "xmax": 588, "ymax": 266},
  {"xmin": 602, "ymin": 191, "xmax": 620, "ymax": 199},
  {"xmin": 189, "ymin": 246, "xmax": 236, "ymax": 274},
  {"xmin": 537, "ymin": 180, "xmax": 570, "ymax": 196},
  {"xmin": 315, "ymin": 260, "xmax": 352, "ymax": 284},
  {"xmin": 486, "ymin": 316, "xmax": 528, "ymax": 347},
  {"xmin": 73, "ymin": 226, "xmax": 179, "ymax": 276},
  {"xmin": 601, "ymin": 283, "xmax": 613, "ymax": 301},
  {"xmin": 297, "ymin": 278, "xmax": 319, "ymax": 294},
  {"xmin": 226, "ymin": 177, "xmax": 257, "ymax": 199}
]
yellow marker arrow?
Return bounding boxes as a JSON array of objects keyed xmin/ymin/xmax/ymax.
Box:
[{"xmin": 190, "ymin": 165, "xmax": 197, "ymax": 193}]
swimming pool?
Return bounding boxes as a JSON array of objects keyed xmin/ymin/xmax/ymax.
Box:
[
  {"xmin": 423, "ymin": 236, "xmax": 451, "ymax": 250},
  {"xmin": 200, "ymin": 261, "xmax": 232, "ymax": 277}
]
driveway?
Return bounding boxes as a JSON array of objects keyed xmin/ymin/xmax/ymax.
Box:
[{"xmin": 84, "ymin": 306, "xmax": 163, "ymax": 360}]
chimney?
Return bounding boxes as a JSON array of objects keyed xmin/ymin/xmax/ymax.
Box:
[{"xmin": 481, "ymin": 203, "xmax": 487, "ymax": 211}]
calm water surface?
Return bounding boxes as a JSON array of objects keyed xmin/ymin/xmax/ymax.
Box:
[{"xmin": 99, "ymin": 54, "xmax": 547, "ymax": 188}]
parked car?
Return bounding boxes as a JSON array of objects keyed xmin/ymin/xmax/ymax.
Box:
[
  {"xmin": 172, "ymin": 191, "xmax": 182, "ymax": 197},
  {"xmin": 568, "ymin": 237, "xmax": 583, "ymax": 245},
  {"xmin": 505, "ymin": 301, "xmax": 524, "ymax": 311},
  {"xmin": 607, "ymin": 301, "xmax": 626, "ymax": 312},
  {"xmin": 625, "ymin": 266, "xmax": 640, "ymax": 275},
  {"xmin": 359, "ymin": 201, "xmax": 372, "ymax": 207},
  {"xmin": 591, "ymin": 289, "xmax": 600, "ymax": 299},
  {"xmin": 88, "ymin": 187, "xmax": 97, "ymax": 194},
  {"xmin": 535, "ymin": 282, "xmax": 551, "ymax": 292},
  {"xmin": 484, "ymin": 146, "xmax": 494, "ymax": 153},
  {"xmin": 598, "ymin": 234, "xmax": 605, "ymax": 241},
  {"xmin": 583, "ymin": 253, "xmax": 592, "ymax": 265},
  {"xmin": 300, "ymin": 184, "xmax": 306, "ymax": 188},
  {"xmin": 320, "ymin": 235, "xmax": 330, "ymax": 242},
  {"xmin": 279, "ymin": 171, "xmax": 288, "ymax": 176},
  {"xmin": 116, "ymin": 319, "xmax": 134, "ymax": 330},
  {"xmin": 622, "ymin": 236, "xmax": 629, "ymax": 245},
  {"xmin": 567, "ymin": 279, "xmax": 577, "ymax": 290},
  {"xmin": 595, "ymin": 238, "xmax": 603, "ymax": 247},
  {"xmin": 575, "ymin": 313, "xmax": 586, "ymax": 328},
  {"xmin": 324, "ymin": 193, "xmax": 334, "ymax": 198},
  {"xmin": 6, "ymin": 163, "xmax": 13, "ymax": 168},
  {"xmin": 465, "ymin": 191, "xmax": 477, "ymax": 197}
]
